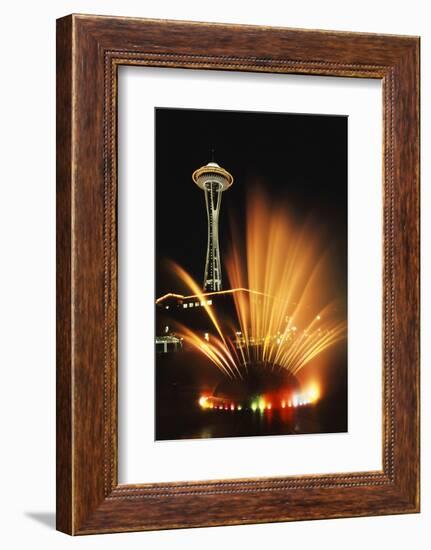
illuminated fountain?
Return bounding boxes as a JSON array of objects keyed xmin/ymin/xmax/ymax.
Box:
[{"xmin": 162, "ymin": 186, "xmax": 347, "ymax": 413}]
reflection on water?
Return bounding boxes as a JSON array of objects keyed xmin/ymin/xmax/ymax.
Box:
[
  {"xmin": 156, "ymin": 388, "xmax": 347, "ymax": 441},
  {"xmin": 155, "ymin": 350, "xmax": 347, "ymax": 441}
]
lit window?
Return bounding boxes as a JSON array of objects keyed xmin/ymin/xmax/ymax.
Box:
[
  {"xmin": 200, "ymin": 301, "xmax": 205, "ymax": 306},
  {"xmin": 189, "ymin": 303, "xmax": 194, "ymax": 307},
  {"xmin": 207, "ymin": 300, "xmax": 212, "ymax": 305},
  {"xmin": 183, "ymin": 304, "xmax": 187, "ymax": 308},
  {"xmin": 195, "ymin": 302, "xmax": 199, "ymax": 307}
]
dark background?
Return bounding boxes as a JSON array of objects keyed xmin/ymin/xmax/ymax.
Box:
[{"xmin": 155, "ymin": 107, "xmax": 347, "ymax": 299}]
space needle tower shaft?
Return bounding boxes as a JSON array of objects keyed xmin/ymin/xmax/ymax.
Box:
[{"xmin": 192, "ymin": 159, "xmax": 233, "ymax": 292}]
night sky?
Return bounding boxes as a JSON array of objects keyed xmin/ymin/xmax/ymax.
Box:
[{"xmin": 155, "ymin": 107, "xmax": 347, "ymax": 299}]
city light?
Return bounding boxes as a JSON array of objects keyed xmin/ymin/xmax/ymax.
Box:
[
  {"xmin": 198, "ymin": 387, "xmax": 320, "ymax": 414},
  {"xmin": 306, "ymin": 381, "xmax": 321, "ymax": 403},
  {"xmin": 198, "ymin": 396, "xmax": 209, "ymax": 409}
]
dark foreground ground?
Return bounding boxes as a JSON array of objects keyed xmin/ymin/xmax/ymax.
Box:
[{"xmin": 155, "ymin": 350, "xmax": 347, "ymax": 441}]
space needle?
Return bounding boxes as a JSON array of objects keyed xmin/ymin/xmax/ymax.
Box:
[{"xmin": 192, "ymin": 155, "xmax": 233, "ymax": 292}]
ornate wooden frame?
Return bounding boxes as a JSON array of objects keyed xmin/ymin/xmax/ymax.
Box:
[{"xmin": 56, "ymin": 14, "xmax": 420, "ymax": 534}]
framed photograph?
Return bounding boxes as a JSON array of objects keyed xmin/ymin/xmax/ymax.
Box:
[{"xmin": 56, "ymin": 14, "xmax": 420, "ymax": 534}]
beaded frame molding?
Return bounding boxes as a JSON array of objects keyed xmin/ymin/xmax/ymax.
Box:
[{"xmin": 56, "ymin": 14, "xmax": 420, "ymax": 534}]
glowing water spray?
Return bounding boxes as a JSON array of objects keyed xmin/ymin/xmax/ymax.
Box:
[{"xmin": 168, "ymin": 187, "xmax": 347, "ymax": 396}]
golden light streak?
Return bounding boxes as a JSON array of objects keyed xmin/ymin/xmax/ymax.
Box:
[
  {"xmin": 155, "ymin": 292, "xmax": 185, "ymax": 304},
  {"xmin": 176, "ymin": 322, "xmax": 235, "ymax": 378}
]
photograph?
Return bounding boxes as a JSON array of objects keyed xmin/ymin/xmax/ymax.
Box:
[{"xmin": 155, "ymin": 107, "xmax": 348, "ymax": 441}]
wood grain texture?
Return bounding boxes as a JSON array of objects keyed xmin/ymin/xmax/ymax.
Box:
[
  {"xmin": 56, "ymin": 14, "xmax": 420, "ymax": 535},
  {"xmin": 56, "ymin": 15, "xmax": 73, "ymax": 535}
]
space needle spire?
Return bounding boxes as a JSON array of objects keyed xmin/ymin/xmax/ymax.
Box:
[{"xmin": 192, "ymin": 153, "xmax": 233, "ymax": 292}]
